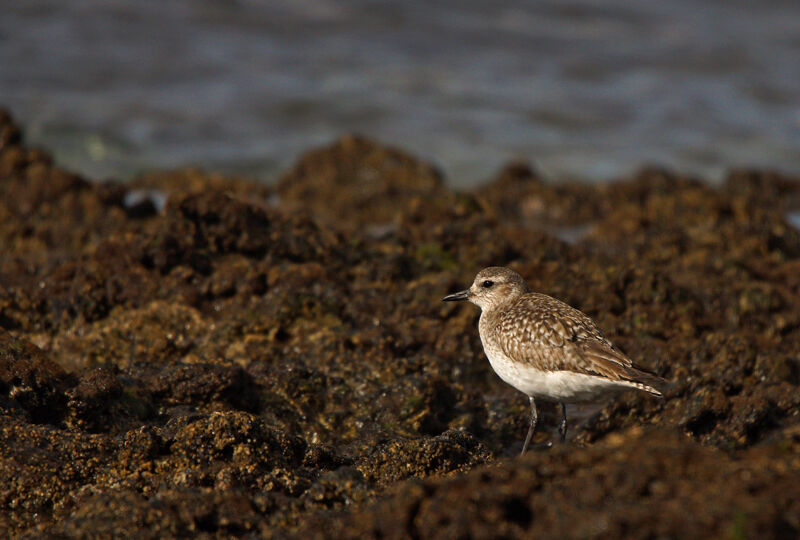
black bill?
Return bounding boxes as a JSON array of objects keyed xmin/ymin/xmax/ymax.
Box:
[{"xmin": 442, "ymin": 289, "xmax": 470, "ymax": 302}]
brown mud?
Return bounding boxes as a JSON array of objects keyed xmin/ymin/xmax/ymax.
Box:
[{"xmin": 1, "ymin": 109, "xmax": 800, "ymax": 538}]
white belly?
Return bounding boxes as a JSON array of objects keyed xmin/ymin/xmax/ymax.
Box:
[{"xmin": 484, "ymin": 347, "xmax": 635, "ymax": 403}]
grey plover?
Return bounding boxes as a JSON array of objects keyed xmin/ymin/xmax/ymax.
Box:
[{"xmin": 443, "ymin": 266, "xmax": 664, "ymax": 454}]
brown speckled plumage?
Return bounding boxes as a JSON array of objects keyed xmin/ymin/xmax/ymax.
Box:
[
  {"xmin": 482, "ymin": 292, "xmax": 663, "ymax": 394},
  {"xmin": 443, "ymin": 266, "xmax": 665, "ymax": 453}
]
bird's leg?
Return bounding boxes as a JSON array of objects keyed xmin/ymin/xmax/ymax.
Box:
[
  {"xmin": 521, "ymin": 396, "xmax": 539, "ymax": 455},
  {"xmin": 558, "ymin": 403, "xmax": 567, "ymax": 443}
]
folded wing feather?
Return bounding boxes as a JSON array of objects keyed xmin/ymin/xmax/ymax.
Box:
[{"xmin": 497, "ymin": 293, "xmax": 663, "ymax": 392}]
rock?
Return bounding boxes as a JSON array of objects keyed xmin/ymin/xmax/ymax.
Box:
[
  {"xmin": 277, "ymin": 134, "xmax": 444, "ymax": 227},
  {"xmin": 0, "ymin": 329, "xmax": 68, "ymax": 423},
  {"xmin": 2, "ymin": 107, "xmax": 800, "ymax": 538}
]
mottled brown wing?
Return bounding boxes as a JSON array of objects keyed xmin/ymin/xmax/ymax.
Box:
[{"xmin": 495, "ymin": 293, "xmax": 645, "ymax": 382}]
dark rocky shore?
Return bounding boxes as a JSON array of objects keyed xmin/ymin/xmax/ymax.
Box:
[{"xmin": 2, "ymin": 108, "xmax": 800, "ymax": 538}]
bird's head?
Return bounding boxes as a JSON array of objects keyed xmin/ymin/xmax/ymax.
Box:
[{"xmin": 442, "ymin": 266, "xmax": 530, "ymax": 311}]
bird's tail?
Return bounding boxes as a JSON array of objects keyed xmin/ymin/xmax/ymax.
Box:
[{"xmin": 625, "ymin": 366, "xmax": 667, "ymax": 398}]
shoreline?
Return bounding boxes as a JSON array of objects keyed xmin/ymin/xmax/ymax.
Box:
[{"xmin": 2, "ymin": 108, "xmax": 800, "ymax": 538}]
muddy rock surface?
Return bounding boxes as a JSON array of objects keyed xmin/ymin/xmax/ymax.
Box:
[{"xmin": 2, "ymin": 108, "xmax": 800, "ymax": 538}]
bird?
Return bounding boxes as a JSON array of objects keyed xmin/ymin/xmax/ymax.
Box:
[{"xmin": 442, "ymin": 266, "xmax": 665, "ymax": 454}]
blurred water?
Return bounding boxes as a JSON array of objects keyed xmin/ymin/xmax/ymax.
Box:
[{"xmin": 1, "ymin": 0, "xmax": 799, "ymax": 186}]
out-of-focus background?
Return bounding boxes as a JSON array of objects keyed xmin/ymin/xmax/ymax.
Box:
[{"xmin": 2, "ymin": 0, "xmax": 799, "ymax": 185}]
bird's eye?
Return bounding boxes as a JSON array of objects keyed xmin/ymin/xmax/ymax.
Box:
[{"xmin": 482, "ymin": 280, "xmax": 494, "ymax": 288}]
